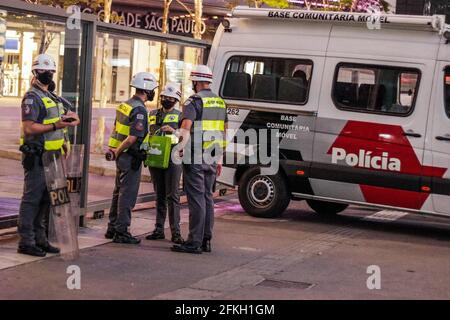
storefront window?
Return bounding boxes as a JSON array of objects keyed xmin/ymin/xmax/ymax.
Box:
[
  {"xmin": 88, "ymin": 33, "xmax": 204, "ymax": 203},
  {"xmin": 0, "ymin": 17, "xmax": 65, "ymax": 97},
  {"xmin": 0, "ymin": 4, "xmax": 208, "ymax": 218}
]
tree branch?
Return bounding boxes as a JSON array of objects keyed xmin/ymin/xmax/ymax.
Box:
[{"xmin": 176, "ymin": 0, "xmax": 194, "ymax": 17}]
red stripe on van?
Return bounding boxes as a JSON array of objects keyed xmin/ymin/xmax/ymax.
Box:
[{"xmin": 328, "ymin": 120, "xmax": 447, "ymax": 210}]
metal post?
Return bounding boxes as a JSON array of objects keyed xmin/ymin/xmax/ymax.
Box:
[{"xmin": 77, "ymin": 20, "xmax": 96, "ymax": 218}]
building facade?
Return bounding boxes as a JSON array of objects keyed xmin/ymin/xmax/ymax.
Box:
[{"xmin": 0, "ymin": 0, "xmax": 212, "ymax": 224}]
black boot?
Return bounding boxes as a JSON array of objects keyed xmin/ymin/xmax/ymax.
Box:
[
  {"xmin": 104, "ymin": 229, "xmax": 116, "ymax": 239},
  {"xmin": 17, "ymin": 245, "xmax": 46, "ymax": 257},
  {"xmin": 37, "ymin": 243, "xmax": 60, "ymax": 254},
  {"xmin": 171, "ymin": 243, "xmax": 202, "ymax": 254},
  {"xmin": 171, "ymin": 233, "xmax": 184, "ymax": 244},
  {"xmin": 146, "ymin": 230, "xmax": 165, "ymax": 240},
  {"xmin": 113, "ymin": 232, "xmax": 141, "ymax": 244},
  {"xmin": 202, "ymin": 239, "xmax": 211, "ymax": 253}
]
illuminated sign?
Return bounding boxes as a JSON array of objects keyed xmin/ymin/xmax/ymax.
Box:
[{"xmin": 82, "ymin": 8, "xmax": 207, "ymax": 36}]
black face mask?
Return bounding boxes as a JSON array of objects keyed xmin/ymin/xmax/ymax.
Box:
[
  {"xmin": 37, "ymin": 71, "xmax": 54, "ymax": 86},
  {"xmin": 145, "ymin": 90, "xmax": 155, "ymax": 102},
  {"xmin": 161, "ymin": 99, "xmax": 176, "ymax": 110}
]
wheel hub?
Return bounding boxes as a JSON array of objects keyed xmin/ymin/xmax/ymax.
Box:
[{"xmin": 248, "ymin": 175, "xmax": 275, "ymax": 208}]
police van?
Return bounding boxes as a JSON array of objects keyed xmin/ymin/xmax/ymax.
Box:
[{"xmin": 209, "ymin": 6, "xmax": 450, "ymax": 218}]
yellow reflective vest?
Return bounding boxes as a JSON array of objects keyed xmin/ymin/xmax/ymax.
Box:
[
  {"xmin": 197, "ymin": 90, "xmax": 227, "ymax": 149},
  {"xmin": 20, "ymin": 87, "xmax": 65, "ymax": 151}
]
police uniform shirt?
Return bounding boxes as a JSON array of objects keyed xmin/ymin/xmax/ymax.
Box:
[{"xmin": 127, "ymin": 96, "xmax": 148, "ymax": 146}]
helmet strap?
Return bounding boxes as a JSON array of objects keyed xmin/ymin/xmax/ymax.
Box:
[{"xmin": 144, "ymin": 90, "xmax": 155, "ymax": 102}]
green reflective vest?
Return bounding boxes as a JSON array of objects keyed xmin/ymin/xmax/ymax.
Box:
[
  {"xmin": 144, "ymin": 108, "xmax": 181, "ymax": 146},
  {"xmin": 20, "ymin": 87, "xmax": 65, "ymax": 151}
]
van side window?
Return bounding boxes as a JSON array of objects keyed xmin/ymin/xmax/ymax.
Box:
[
  {"xmin": 221, "ymin": 56, "xmax": 313, "ymax": 105},
  {"xmin": 333, "ymin": 63, "xmax": 420, "ymax": 116},
  {"xmin": 445, "ymin": 67, "xmax": 450, "ymax": 119}
]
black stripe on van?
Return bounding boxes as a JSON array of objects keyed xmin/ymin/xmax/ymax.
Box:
[{"xmin": 306, "ymin": 162, "xmax": 450, "ymax": 196}]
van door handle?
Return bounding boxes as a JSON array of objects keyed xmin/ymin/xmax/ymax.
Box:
[
  {"xmin": 436, "ymin": 135, "xmax": 450, "ymax": 141},
  {"xmin": 403, "ymin": 131, "xmax": 422, "ymax": 138}
]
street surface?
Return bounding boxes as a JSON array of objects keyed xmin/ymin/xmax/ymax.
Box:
[{"xmin": 0, "ymin": 194, "xmax": 449, "ymax": 299}]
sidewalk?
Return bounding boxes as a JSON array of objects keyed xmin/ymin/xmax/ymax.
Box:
[{"xmin": 0, "ymin": 193, "xmax": 235, "ymax": 271}]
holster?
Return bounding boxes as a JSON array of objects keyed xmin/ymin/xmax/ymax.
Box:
[
  {"xmin": 20, "ymin": 144, "xmax": 43, "ymax": 171},
  {"xmin": 127, "ymin": 148, "xmax": 146, "ymax": 171},
  {"xmin": 22, "ymin": 154, "xmax": 35, "ymax": 171}
]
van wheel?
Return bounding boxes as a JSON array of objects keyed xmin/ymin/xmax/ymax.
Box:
[
  {"xmin": 238, "ymin": 167, "xmax": 290, "ymax": 218},
  {"xmin": 306, "ymin": 199, "xmax": 348, "ymax": 215}
]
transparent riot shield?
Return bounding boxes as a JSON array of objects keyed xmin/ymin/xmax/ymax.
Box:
[
  {"xmin": 64, "ymin": 144, "xmax": 84, "ymax": 233},
  {"xmin": 42, "ymin": 151, "xmax": 79, "ymax": 260}
]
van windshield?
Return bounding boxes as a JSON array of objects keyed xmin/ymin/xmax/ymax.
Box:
[{"xmin": 445, "ymin": 67, "xmax": 450, "ymax": 118}]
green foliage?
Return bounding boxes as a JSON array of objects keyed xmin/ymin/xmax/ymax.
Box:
[
  {"xmin": 261, "ymin": 0, "xmax": 289, "ymax": 8},
  {"xmin": 225, "ymin": 0, "xmax": 289, "ymax": 9},
  {"xmin": 340, "ymin": 0, "xmax": 354, "ymax": 9},
  {"xmin": 380, "ymin": 0, "xmax": 391, "ymax": 12},
  {"xmin": 226, "ymin": 0, "xmax": 390, "ymax": 12},
  {"xmin": 36, "ymin": 0, "xmax": 106, "ymax": 10}
]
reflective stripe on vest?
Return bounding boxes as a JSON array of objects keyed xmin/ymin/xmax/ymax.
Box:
[
  {"xmin": 148, "ymin": 115, "xmax": 157, "ymax": 125},
  {"xmin": 20, "ymin": 89, "xmax": 65, "ymax": 151},
  {"xmin": 108, "ymin": 102, "xmax": 133, "ymax": 148},
  {"xmin": 163, "ymin": 113, "xmax": 180, "ymax": 144},
  {"xmin": 199, "ymin": 94, "xmax": 227, "ymax": 149}
]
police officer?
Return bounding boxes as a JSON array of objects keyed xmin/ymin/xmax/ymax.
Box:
[
  {"xmin": 171, "ymin": 65, "xmax": 227, "ymax": 254},
  {"xmin": 105, "ymin": 72, "xmax": 157, "ymax": 244},
  {"xmin": 18, "ymin": 54, "xmax": 80, "ymax": 257},
  {"xmin": 145, "ymin": 83, "xmax": 184, "ymax": 244}
]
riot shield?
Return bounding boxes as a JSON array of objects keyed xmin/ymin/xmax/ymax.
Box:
[
  {"xmin": 42, "ymin": 151, "xmax": 79, "ymax": 260},
  {"xmin": 64, "ymin": 144, "xmax": 84, "ymax": 233}
]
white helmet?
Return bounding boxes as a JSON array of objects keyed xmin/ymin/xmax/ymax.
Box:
[
  {"xmin": 190, "ymin": 65, "xmax": 213, "ymax": 83},
  {"xmin": 32, "ymin": 54, "xmax": 56, "ymax": 71},
  {"xmin": 130, "ymin": 72, "xmax": 158, "ymax": 91},
  {"xmin": 160, "ymin": 82, "xmax": 182, "ymax": 101}
]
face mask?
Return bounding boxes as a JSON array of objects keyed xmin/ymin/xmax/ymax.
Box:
[
  {"xmin": 145, "ymin": 90, "xmax": 155, "ymax": 101},
  {"xmin": 161, "ymin": 99, "xmax": 176, "ymax": 110},
  {"xmin": 37, "ymin": 71, "xmax": 54, "ymax": 86}
]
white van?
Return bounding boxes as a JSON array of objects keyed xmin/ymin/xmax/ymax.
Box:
[{"xmin": 209, "ymin": 6, "xmax": 450, "ymax": 218}]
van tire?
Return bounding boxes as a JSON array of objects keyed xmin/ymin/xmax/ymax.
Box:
[
  {"xmin": 306, "ymin": 199, "xmax": 348, "ymax": 215},
  {"xmin": 238, "ymin": 167, "xmax": 290, "ymax": 218}
]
